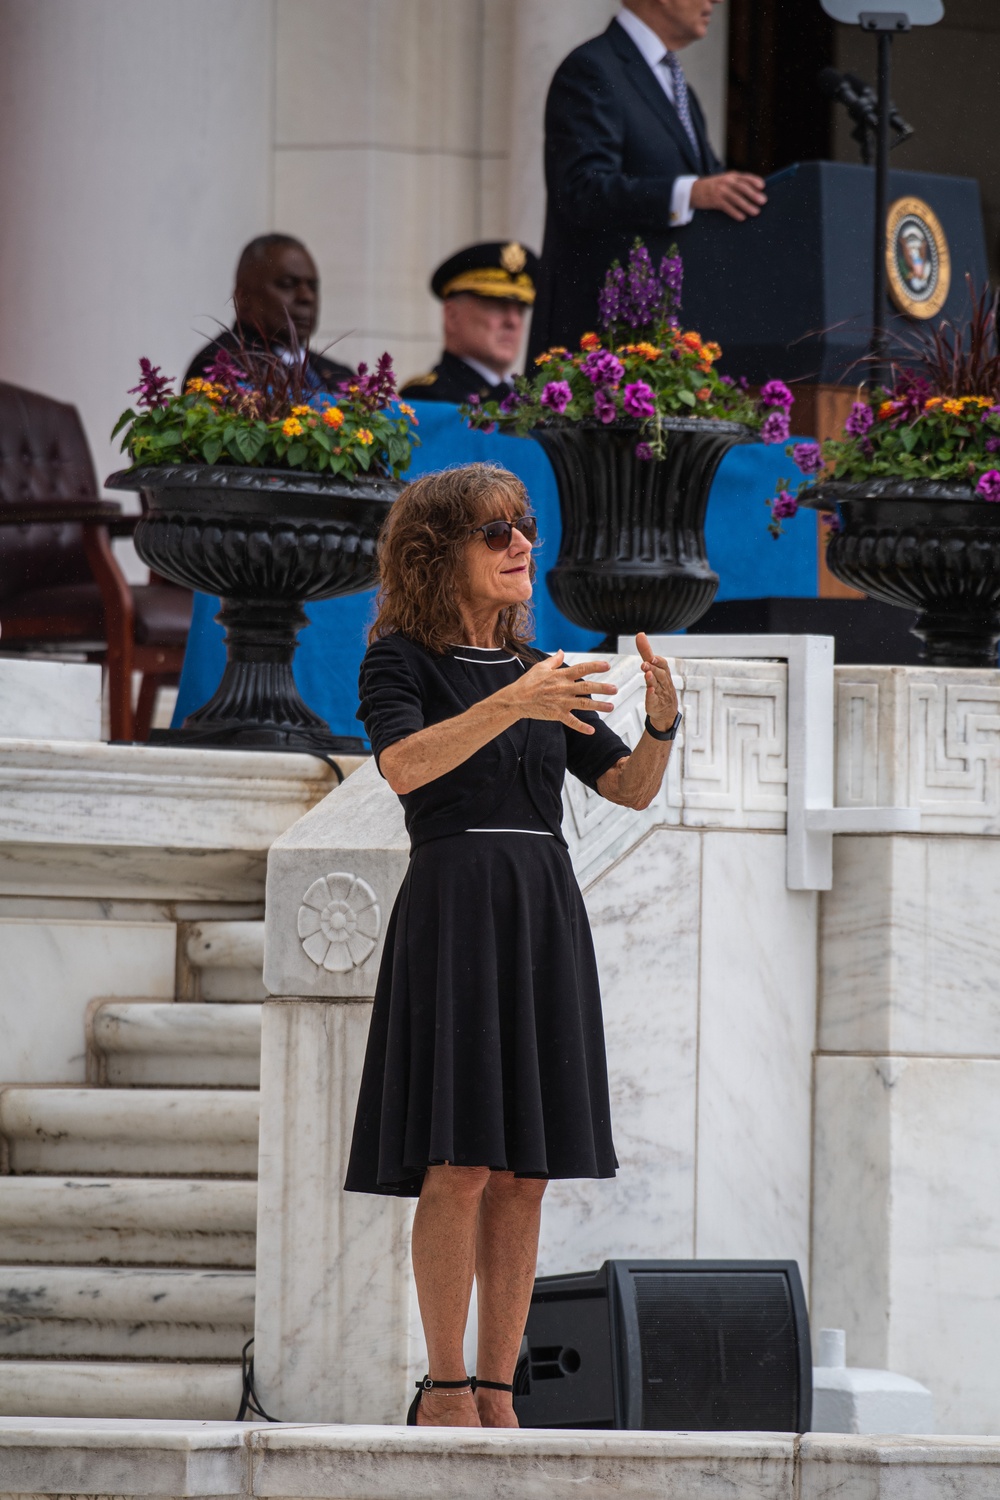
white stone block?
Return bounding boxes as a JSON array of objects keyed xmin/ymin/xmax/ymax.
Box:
[
  {"xmin": 811, "ymin": 1327, "xmax": 934, "ymax": 1435},
  {"xmin": 539, "ymin": 827, "xmax": 701, "ymax": 1273},
  {"xmin": 695, "ymin": 832, "xmax": 815, "ymax": 1264},
  {"xmin": 253, "ymin": 999, "xmax": 413, "ymax": 1424},
  {"xmin": 812, "ymin": 1055, "xmax": 1000, "ymax": 1435},
  {"xmin": 821, "ymin": 835, "xmax": 1000, "ymax": 1057},
  {"xmin": 0, "ymin": 918, "xmax": 176, "ymax": 1084},
  {"xmin": 0, "ymin": 659, "xmax": 101, "ymax": 742}
]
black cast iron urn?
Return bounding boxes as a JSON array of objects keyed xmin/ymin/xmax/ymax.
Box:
[
  {"xmin": 532, "ymin": 417, "xmax": 753, "ymax": 637},
  {"xmin": 107, "ymin": 464, "xmax": 400, "ymax": 753},
  {"xmin": 802, "ymin": 479, "xmax": 1000, "ymax": 668}
]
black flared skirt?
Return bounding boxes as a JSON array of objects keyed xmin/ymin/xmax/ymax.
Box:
[{"xmin": 344, "ymin": 831, "xmax": 618, "ymax": 1196}]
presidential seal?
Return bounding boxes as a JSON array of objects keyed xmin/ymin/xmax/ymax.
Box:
[{"xmin": 886, "ymin": 197, "xmax": 950, "ymax": 319}]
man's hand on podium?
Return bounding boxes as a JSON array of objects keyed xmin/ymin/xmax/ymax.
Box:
[{"xmin": 690, "ymin": 172, "xmax": 767, "ymax": 221}]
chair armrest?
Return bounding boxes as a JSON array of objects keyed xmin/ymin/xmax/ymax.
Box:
[{"xmin": 0, "ymin": 498, "xmax": 123, "ymax": 525}]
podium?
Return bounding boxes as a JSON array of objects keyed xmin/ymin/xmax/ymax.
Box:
[{"xmin": 675, "ymin": 160, "xmax": 988, "ymax": 386}]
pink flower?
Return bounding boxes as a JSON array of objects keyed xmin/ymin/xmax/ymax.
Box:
[
  {"xmin": 540, "ymin": 380, "xmax": 573, "ymax": 415},
  {"xmin": 593, "ymin": 388, "xmax": 618, "ymax": 424},
  {"xmin": 581, "ymin": 350, "xmax": 624, "ymax": 387},
  {"xmin": 761, "ymin": 410, "xmax": 791, "ymax": 445},
  {"xmin": 623, "ymin": 380, "xmax": 655, "ymax": 419},
  {"xmin": 976, "ymin": 470, "xmax": 1000, "ymax": 502},
  {"xmin": 760, "ymin": 380, "xmax": 794, "ymax": 411}
]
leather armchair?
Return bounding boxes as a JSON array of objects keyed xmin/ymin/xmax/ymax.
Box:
[{"xmin": 0, "ymin": 380, "xmax": 192, "ymax": 741}]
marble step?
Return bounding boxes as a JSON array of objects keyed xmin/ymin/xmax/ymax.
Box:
[
  {"xmin": 0, "ymin": 1089, "xmax": 260, "ymax": 1175},
  {"xmin": 0, "ymin": 1176, "xmax": 257, "ymax": 1267},
  {"xmin": 0, "ymin": 1266, "xmax": 255, "ymax": 1359},
  {"xmin": 0, "ymin": 1359, "xmax": 243, "ymax": 1420},
  {"xmin": 185, "ymin": 919, "xmax": 266, "ymax": 1001},
  {"xmin": 89, "ymin": 1003, "xmax": 262, "ymax": 1087}
]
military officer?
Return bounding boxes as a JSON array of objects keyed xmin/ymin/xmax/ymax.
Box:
[{"xmin": 399, "ymin": 241, "xmax": 540, "ymax": 405}]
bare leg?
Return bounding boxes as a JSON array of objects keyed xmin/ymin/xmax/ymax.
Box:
[
  {"xmin": 410, "ymin": 1164, "xmax": 490, "ymax": 1426},
  {"xmin": 474, "ymin": 1172, "xmax": 547, "ymax": 1428}
]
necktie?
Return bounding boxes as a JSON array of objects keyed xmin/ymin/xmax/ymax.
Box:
[{"xmin": 662, "ymin": 50, "xmax": 700, "ymax": 162}]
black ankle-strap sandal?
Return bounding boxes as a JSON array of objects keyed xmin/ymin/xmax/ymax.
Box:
[
  {"xmin": 472, "ymin": 1378, "xmax": 514, "ymax": 1393},
  {"xmin": 406, "ymin": 1374, "xmax": 474, "ymax": 1426}
]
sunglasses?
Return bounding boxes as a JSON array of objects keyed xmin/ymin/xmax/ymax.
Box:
[{"xmin": 472, "ymin": 515, "xmax": 539, "ymax": 551}]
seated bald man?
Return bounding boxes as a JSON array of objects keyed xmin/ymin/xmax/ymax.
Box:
[
  {"xmin": 399, "ymin": 241, "xmax": 539, "ymax": 405},
  {"xmin": 184, "ymin": 233, "xmax": 353, "ymax": 393}
]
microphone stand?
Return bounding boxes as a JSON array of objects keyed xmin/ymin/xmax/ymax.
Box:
[{"xmin": 860, "ymin": 12, "xmax": 915, "ymax": 389}]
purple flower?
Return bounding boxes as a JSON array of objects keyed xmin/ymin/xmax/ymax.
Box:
[
  {"xmin": 792, "ymin": 441, "xmax": 823, "ymax": 476},
  {"xmin": 760, "ymin": 380, "xmax": 794, "ymax": 411},
  {"xmin": 498, "ymin": 391, "xmax": 522, "ymax": 415},
  {"xmin": 659, "ymin": 251, "xmax": 683, "ymax": 305},
  {"xmin": 976, "ymin": 470, "xmax": 1000, "ymax": 501},
  {"xmin": 593, "ymin": 387, "xmax": 618, "ymax": 424},
  {"xmin": 845, "ymin": 401, "xmax": 875, "ymax": 439},
  {"xmin": 479, "ymin": 421, "xmax": 497, "ymax": 435},
  {"xmin": 540, "ymin": 380, "xmax": 573, "ymax": 415},
  {"xmin": 203, "ymin": 348, "xmax": 245, "ymax": 388},
  {"xmin": 623, "ymin": 380, "xmax": 655, "ymax": 419},
  {"xmin": 129, "ymin": 357, "xmax": 173, "ymax": 409},
  {"xmin": 761, "ymin": 410, "xmax": 791, "ymax": 445},
  {"xmin": 821, "ymin": 511, "xmax": 842, "ymax": 534},
  {"xmin": 986, "ymin": 435, "xmax": 1000, "ymax": 453},
  {"xmin": 598, "ymin": 265, "xmax": 627, "ymax": 330},
  {"xmin": 635, "ymin": 441, "xmax": 654, "ymax": 461},
  {"xmin": 770, "ymin": 490, "xmax": 799, "ymax": 521},
  {"xmin": 581, "ymin": 350, "xmax": 624, "ymax": 387}
]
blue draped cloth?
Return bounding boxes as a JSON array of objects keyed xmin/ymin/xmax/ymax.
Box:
[{"xmin": 172, "ymin": 403, "xmax": 817, "ymax": 740}]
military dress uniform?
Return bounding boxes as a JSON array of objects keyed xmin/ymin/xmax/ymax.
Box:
[{"xmin": 399, "ymin": 240, "xmax": 539, "ymax": 405}]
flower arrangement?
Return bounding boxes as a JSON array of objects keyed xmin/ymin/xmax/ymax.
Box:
[
  {"xmin": 768, "ymin": 282, "xmax": 1000, "ymax": 536},
  {"xmin": 113, "ymin": 339, "xmax": 417, "ymax": 481},
  {"xmin": 464, "ymin": 239, "xmax": 795, "ymax": 459}
]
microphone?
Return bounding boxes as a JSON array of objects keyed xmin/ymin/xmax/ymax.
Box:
[
  {"xmin": 844, "ymin": 70, "xmax": 914, "ymax": 144},
  {"xmin": 818, "ymin": 67, "xmax": 879, "ymax": 132}
]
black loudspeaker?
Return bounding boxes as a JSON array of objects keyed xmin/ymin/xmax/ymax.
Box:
[{"xmin": 512, "ymin": 1260, "xmax": 812, "ymax": 1432}]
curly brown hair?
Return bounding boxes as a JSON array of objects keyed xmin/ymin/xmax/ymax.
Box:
[{"xmin": 368, "ymin": 463, "xmax": 537, "ymax": 653}]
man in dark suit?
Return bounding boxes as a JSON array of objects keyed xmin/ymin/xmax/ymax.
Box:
[
  {"xmin": 529, "ymin": 0, "xmax": 767, "ymax": 358},
  {"xmin": 399, "ymin": 242, "xmax": 540, "ymax": 405},
  {"xmin": 184, "ymin": 234, "xmax": 353, "ymax": 393}
]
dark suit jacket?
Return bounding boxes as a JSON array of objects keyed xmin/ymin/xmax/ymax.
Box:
[
  {"xmin": 398, "ymin": 351, "xmax": 513, "ymax": 406},
  {"xmin": 183, "ymin": 326, "xmax": 353, "ymax": 395},
  {"xmin": 528, "ymin": 18, "xmax": 722, "ymax": 359}
]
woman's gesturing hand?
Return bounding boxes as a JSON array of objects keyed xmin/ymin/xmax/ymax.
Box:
[
  {"xmin": 637, "ymin": 632, "xmax": 679, "ymax": 731},
  {"xmin": 498, "ymin": 650, "xmax": 617, "ymax": 735}
]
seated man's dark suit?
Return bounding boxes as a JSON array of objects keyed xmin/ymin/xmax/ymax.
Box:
[
  {"xmin": 528, "ymin": 18, "xmax": 722, "ymax": 360},
  {"xmin": 183, "ymin": 326, "xmax": 353, "ymax": 395}
]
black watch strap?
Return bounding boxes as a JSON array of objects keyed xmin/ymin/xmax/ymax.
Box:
[{"xmin": 645, "ymin": 711, "xmax": 682, "ymax": 742}]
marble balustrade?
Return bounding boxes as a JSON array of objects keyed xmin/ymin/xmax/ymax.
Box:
[{"xmin": 260, "ymin": 652, "xmax": 1000, "ymax": 1435}]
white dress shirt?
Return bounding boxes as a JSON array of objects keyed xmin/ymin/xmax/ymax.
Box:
[
  {"xmin": 461, "ymin": 355, "xmax": 509, "ymax": 387},
  {"xmin": 615, "ymin": 8, "xmax": 698, "ymax": 227}
]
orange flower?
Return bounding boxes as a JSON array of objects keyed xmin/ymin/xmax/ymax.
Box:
[
  {"xmin": 924, "ymin": 397, "xmax": 943, "ymax": 409},
  {"xmin": 281, "ymin": 417, "xmax": 303, "ymax": 437},
  {"xmin": 681, "ymin": 331, "xmax": 703, "ymax": 351},
  {"xmin": 322, "ymin": 406, "xmax": 344, "ymax": 429},
  {"xmin": 397, "ymin": 401, "xmax": 419, "ymax": 424},
  {"xmin": 534, "ymin": 353, "xmax": 553, "ymax": 365},
  {"xmin": 632, "ymin": 341, "xmax": 661, "ymax": 361},
  {"xmin": 942, "ymin": 399, "xmax": 964, "ymax": 416},
  {"xmin": 702, "ymin": 342, "xmax": 722, "ymax": 362},
  {"xmin": 356, "ymin": 428, "xmax": 374, "ymax": 446},
  {"xmin": 291, "ymin": 404, "xmax": 312, "ymax": 416},
  {"xmin": 580, "ymin": 332, "xmax": 601, "ymax": 351},
  {"xmin": 878, "ymin": 401, "xmax": 896, "ymax": 420},
  {"xmin": 696, "ymin": 386, "xmax": 712, "ymax": 402},
  {"xmin": 550, "ymin": 346, "xmax": 568, "ymax": 356}
]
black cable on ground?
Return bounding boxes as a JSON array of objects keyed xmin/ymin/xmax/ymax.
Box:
[{"xmin": 237, "ymin": 1336, "xmax": 281, "ymax": 1422}]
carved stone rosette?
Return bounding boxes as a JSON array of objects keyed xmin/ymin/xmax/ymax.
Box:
[
  {"xmin": 805, "ymin": 480, "xmax": 1000, "ymax": 668},
  {"xmin": 533, "ymin": 417, "xmax": 752, "ymax": 636},
  {"xmin": 107, "ymin": 464, "xmax": 401, "ymax": 752}
]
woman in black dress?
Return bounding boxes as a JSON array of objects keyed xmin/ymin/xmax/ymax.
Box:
[{"xmin": 345, "ymin": 463, "xmax": 679, "ymax": 1428}]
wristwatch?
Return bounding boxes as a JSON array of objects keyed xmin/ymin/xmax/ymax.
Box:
[{"xmin": 645, "ymin": 711, "xmax": 682, "ymax": 742}]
